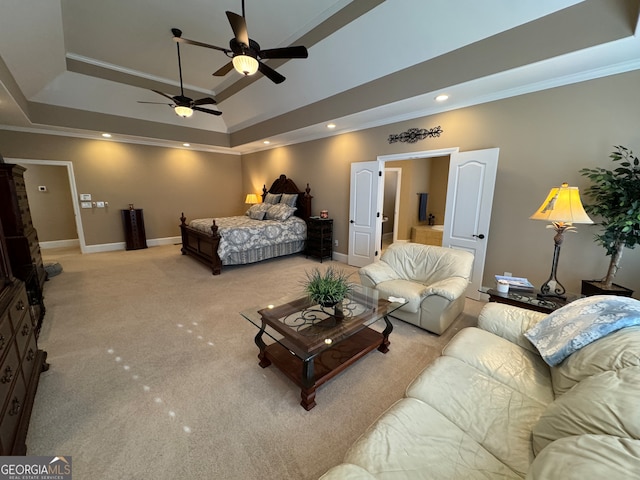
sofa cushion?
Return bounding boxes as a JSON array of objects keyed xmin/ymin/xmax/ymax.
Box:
[
  {"xmin": 478, "ymin": 303, "xmax": 547, "ymax": 355},
  {"xmin": 442, "ymin": 327, "xmax": 553, "ymax": 405},
  {"xmin": 407, "ymin": 356, "xmax": 544, "ymax": 477},
  {"xmin": 524, "ymin": 295, "xmax": 640, "ymax": 366},
  {"xmin": 373, "ymin": 279, "xmax": 426, "ymax": 313},
  {"xmin": 526, "ymin": 435, "xmax": 640, "ymax": 480},
  {"xmin": 379, "ymin": 243, "xmax": 473, "ymax": 284},
  {"xmin": 532, "ymin": 366, "xmax": 640, "ymax": 455},
  {"xmin": 344, "ymin": 397, "xmax": 521, "ymax": 480},
  {"xmin": 550, "ymin": 325, "xmax": 640, "ymax": 396}
]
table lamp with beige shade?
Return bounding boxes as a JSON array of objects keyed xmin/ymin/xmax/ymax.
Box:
[{"xmin": 530, "ymin": 182, "xmax": 593, "ymax": 299}]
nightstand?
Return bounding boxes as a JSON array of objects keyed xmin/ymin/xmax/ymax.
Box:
[{"xmin": 306, "ymin": 218, "xmax": 333, "ymax": 262}]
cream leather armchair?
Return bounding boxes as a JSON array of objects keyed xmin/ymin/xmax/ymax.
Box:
[{"xmin": 358, "ymin": 242, "xmax": 474, "ymax": 334}]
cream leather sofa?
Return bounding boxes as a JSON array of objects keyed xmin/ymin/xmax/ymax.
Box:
[
  {"xmin": 359, "ymin": 243, "xmax": 474, "ymax": 334},
  {"xmin": 320, "ymin": 302, "xmax": 640, "ymax": 479}
]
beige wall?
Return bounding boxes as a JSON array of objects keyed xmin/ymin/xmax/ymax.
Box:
[
  {"xmin": 242, "ymin": 70, "xmax": 640, "ymax": 297},
  {"xmin": 1, "ymin": 70, "xmax": 639, "ymax": 297},
  {"xmin": 0, "ymin": 133, "xmax": 242, "ymax": 246},
  {"xmin": 20, "ymin": 164, "xmax": 77, "ymax": 242}
]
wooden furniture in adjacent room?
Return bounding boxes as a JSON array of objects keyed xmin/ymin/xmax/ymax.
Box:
[
  {"xmin": 0, "ymin": 214, "xmax": 48, "ymax": 455},
  {"xmin": 121, "ymin": 208, "xmax": 148, "ymax": 251},
  {"xmin": 306, "ymin": 217, "xmax": 333, "ymax": 262},
  {"xmin": 240, "ymin": 285, "xmax": 402, "ymax": 410},
  {"xmin": 411, "ymin": 225, "xmax": 443, "ymax": 246},
  {"xmin": 180, "ymin": 174, "xmax": 312, "ymax": 275},
  {"xmin": 0, "ymin": 163, "xmax": 46, "ymax": 334},
  {"xmin": 485, "ymin": 288, "xmax": 581, "ymax": 314}
]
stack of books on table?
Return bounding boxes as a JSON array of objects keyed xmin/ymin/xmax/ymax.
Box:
[{"xmin": 494, "ymin": 275, "xmax": 535, "ymax": 292}]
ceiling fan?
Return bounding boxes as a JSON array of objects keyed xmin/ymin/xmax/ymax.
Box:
[
  {"xmin": 173, "ymin": 0, "xmax": 308, "ymax": 84},
  {"xmin": 138, "ymin": 28, "xmax": 221, "ymax": 118}
]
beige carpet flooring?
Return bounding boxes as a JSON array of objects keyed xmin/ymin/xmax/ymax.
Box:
[{"xmin": 28, "ymin": 245, "xmax": 485, "ymax": 479}]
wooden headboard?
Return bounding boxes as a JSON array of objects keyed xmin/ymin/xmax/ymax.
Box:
[{"xmin": 261, "ymin": 174, "xmax": 313, "ymax": 221}]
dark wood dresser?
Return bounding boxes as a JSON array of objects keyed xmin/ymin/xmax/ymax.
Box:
[
  {"xmin": 0, "ymin": 164, "xmax": 46, "ymax": 332},
  {"xmin": 0, "ymin": 216, "xmax": 48, "ymax": 455}
]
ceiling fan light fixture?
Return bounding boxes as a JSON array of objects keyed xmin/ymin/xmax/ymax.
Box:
[
  {"xmin": 232, "ymin": 54, "xmax": 259, "ymax": 76},
  {"xmin": 174, "ymin": 106, "xmax": 194, "ymax": 118}
]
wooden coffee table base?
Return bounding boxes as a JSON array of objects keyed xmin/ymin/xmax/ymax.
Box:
[{"xmin": 256, "ymin": 325, "xmax": 390, "ymax": 410}]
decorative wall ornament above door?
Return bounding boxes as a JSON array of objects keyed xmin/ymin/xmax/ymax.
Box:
[{"xmin": 388, "ymin": 126, "xmax": 443, "ymax": 144}]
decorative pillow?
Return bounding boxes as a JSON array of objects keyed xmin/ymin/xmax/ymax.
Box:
[
  {"xmin": 279, "ymin": 193, "xmax": 298, "ymax": 208},
  {"xmin": 245, "ymin": 203, "xmax": 270, "ymax": 218},
  {"xmin": 265, "ymin": 203, "xmax": 296, "ymax": 221},
  {"xmin": 524, "ymin": 295, "xmax": 640, "ymax": 366},
  {"xmin": 248, "ymin": 209, "xmax": 266, "ymax": 220},
  {"xmin": 263, "ymin": 192, "xmax": 282, "ymax": 204}
]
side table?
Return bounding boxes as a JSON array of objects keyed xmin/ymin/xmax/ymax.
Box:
[
  {"xmin": 306, "ymin": 217, "xmax": 333, "ymax": 262},
  {"xmin": 483, "ymin": 288, "xmax": 581, "ymax": 314}
]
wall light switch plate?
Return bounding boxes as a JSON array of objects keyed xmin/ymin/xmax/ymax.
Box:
[
  {"xmin": 80, "ymin": 193, "xmax": 91, "ymax": 201},
  {"xmin": 81, "ymin": 202, "xmax": 92, "ymax": 209},
  {"xmin": 96, "ymin": 201, "xmax": 105, "ymax": 208}
]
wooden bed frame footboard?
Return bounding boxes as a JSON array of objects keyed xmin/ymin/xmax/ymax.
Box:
[
  {"xmin": 180, "ymin": 213, "xmax": 222, "ymax": 275},
  {"xmin": 180, "ymin": 174, "xmax": 312, "ymax": 275}
]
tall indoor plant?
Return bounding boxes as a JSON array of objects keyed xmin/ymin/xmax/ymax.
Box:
[{"xmin": 579, "ymin": 145, "xmax": 640, "ymax": 295}]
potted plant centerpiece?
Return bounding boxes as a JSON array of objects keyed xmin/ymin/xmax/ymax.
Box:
[
  {"xmin": 303, "ymin": 266, "xmax": 353, "ymax": 318},
  {"xmin": 579, "ymin": 145, "xmax": 640, "ymax": 296}
]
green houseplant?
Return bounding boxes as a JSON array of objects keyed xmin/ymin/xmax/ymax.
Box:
[
  {"xmin": 579, "ymin": 145, "xmax": 640, "ymax": 295},
  {"xmin": 303, "ymin": 266, "xmax": 353, "ymax": 310}
]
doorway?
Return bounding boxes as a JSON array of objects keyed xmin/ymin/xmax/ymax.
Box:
[
  {"xmin": 348, "ymin": 147, "xmax": 499, "ymax": 299},
  {"xmin": 7, "ymin": 158, "xmax": 87, "ymax": 253}
]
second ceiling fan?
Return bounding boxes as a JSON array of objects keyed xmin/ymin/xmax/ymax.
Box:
[{"xmin": 174, "ymin": 0, "xmax": 308, "ymax": 84}]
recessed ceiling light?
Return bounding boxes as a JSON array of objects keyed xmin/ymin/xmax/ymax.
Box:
[
  {"xmin": 263, "ymin": 140, "xmax": 270, "ymax": 145},
  {"xmin": 183, "ymin": 143, "xmax": 190, "ymax": 147},
  {"xmin": 101, "ymin": 133, "xmax": 112, "ymax": 138},
  {"xmin": 435, "ymin": 94, "xmax": 449, "ymax": 102},
  {"xmin": 327, "ymin": 123, "xmax": 336, "ymax": 129}
]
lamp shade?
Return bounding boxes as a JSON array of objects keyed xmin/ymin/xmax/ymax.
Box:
[
  {"xmin": 232, "ymin": 55, "xmax": 259, "ymax": 76},
  {"xmin": 245, "ymin": 193, "xmax": 259, "ymax": 204},
  {"xmin": 174, "ymin": 106, "xmax": 193, "ymax": 118},
  {"xmin": 530, "ymin": 182, "xmax": 593, "ymax": 224}
]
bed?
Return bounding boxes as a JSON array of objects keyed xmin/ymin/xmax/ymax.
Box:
[{"xmin": 179, "ymin": 174, "xmax": 313, "ymax": 274}]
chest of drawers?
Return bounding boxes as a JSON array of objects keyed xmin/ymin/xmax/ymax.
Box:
[{"xmin": 0, "ymin": 281, "xmax": 47, "ymax": 455}]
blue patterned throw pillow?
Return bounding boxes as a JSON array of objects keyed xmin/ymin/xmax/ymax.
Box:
[{"xmin": 524, "ymin": 295, "xmax": 640, "ymax": 366}]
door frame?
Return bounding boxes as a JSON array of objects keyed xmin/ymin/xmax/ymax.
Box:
[
  {"xmin": 377, "ymin": 147, "xmax": 460, "ymax": 244},
  {"xmin": 7, "ymin": 157, "xmax": 87, "ymax": 253},
  {"xmin": 383, "ymin": 167, "xmax": 402, "ymax": 244}
]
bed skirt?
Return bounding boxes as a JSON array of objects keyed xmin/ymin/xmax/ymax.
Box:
[{"xmin": 222, "ymin": 240, "xmax": 305, "ymax": 265}]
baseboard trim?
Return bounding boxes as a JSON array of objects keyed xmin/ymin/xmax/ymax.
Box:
[
  {"xmin": 82, "ymin": 236, "xmax": 182, "ymax": 254},
  {"xmin": 40, "ymin": 239, "xmax": 80, "ymax": 250},
  {"xmin": 332, "ymin": 251, "xmax": 348, "ymax": 263}
]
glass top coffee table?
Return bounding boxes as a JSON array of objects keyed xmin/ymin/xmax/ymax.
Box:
[{"xmin": 240, "ymin": 284, "xmax": 403, "ymax": 410}]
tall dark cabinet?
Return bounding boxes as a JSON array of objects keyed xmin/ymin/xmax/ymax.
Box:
[
  {"xmin": 0, "ymin": 164, "xmax": 48, "ymax": 455},
  {"xmin": 0, "ymin": 163, "xmax": 46, "ymax": 331},
  {"xmin": 121, "ymin": 208, "xmax": 147, "ymax": 250}
]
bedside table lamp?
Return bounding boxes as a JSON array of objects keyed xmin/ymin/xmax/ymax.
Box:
[
  {"xmin": 245, "ymin": 193, "xmax": 259, "ymax": 205},
  {"xmin": 530, "ymin": 182, "xmax": 593, "ymax": 299}
]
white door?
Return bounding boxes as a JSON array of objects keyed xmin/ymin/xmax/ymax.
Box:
[
  {"xmin": 348, "ymin": 161, "xmax": 382, "ymax": 267},
  {"xmin": 442, "ymin": 148, "xmax": 499, "ymax": 300}
]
